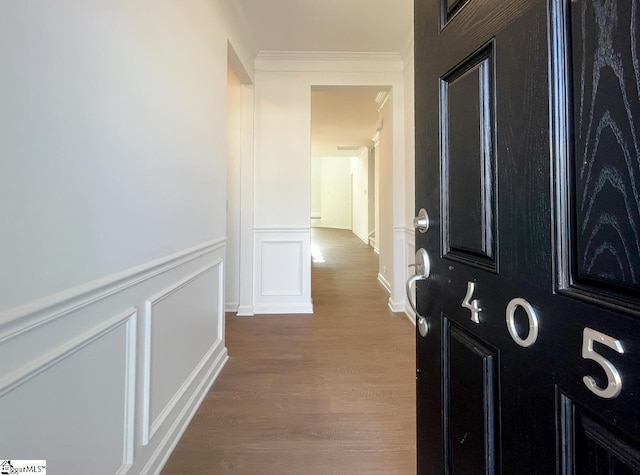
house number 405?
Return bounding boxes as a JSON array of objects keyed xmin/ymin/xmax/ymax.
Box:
[{"xmin": 461, "ymin": 282, "xmax": 625, "ymax": 399}]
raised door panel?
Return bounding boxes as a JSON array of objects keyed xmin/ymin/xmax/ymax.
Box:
[
  {"xmin": 557, "ymin": 0, "xmax": 640, "ymax": 309},
  {"xmin": 559, "ymin": 393, "xmax": 640, "ymax": 474},
  {"xmin": 443, "ymin": 318, "xmax": 498, "ymax": 474},
  {"xmin": 440, "ymin": 44, "xmax": 497, "ymax": 272}
]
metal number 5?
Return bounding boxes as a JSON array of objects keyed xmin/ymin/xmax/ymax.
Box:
[{"xmin": 582, "ymin": 328, "xmax": 625, "ymax": 399}]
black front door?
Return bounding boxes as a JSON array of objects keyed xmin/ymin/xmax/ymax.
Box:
[{"xmin": 414, "ymin": 0, "xmax": 640, "ymax": 472}]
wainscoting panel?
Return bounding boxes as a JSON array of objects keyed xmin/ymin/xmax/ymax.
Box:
[
  {"xmin": 254, "ymin": 227, "xmax": 313, "ymax": 314},
  {"xmin": 0, "ymin": 239, "xmax": 228, "ymax": 475},
  {"xmin": 0, "ymin": 309, "xmax": 137, "ymax": 475},
  {"xmin": 142, "ymin": 260, "xmax": 224, "ymax": 445},
  {"xmin": 261, "ymin": 241, "xmax": 303, "ymax": 296}
]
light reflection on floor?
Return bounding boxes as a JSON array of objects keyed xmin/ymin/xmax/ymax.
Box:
[{"xmin": 310, "ymin": 244, "xmax": 325, "ymax": 263}]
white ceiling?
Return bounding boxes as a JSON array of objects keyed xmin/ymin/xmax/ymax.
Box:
[
  {"xmin": 311, "ymin": 86, "xmax": 387, "ymax": 158},
  {"xmin": 234, "ymin": 0, "xmax": 413, "ymax": 53},
  {"xmin": 232, "ymin": 1, "xmax": 408, "ymax": 159}
]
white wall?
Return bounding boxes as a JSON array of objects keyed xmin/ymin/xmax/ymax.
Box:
[
  {"xmin": 252, "ymin": 57, "xmax": 407, "ymax": 314},
  {"xmin": 374, "ymin": 139, "xmax": 381, "ymax": 253},
  {"xmin": 0, "ymin": 1, "xmax": 253, "ymax": 473},
  {"xmin": 368, "ymin": 147, "xmax": 376, "ymax": 239},
  {"xmin": 351, "ymin": 149, "xmax": 370, "ymax": 244},
  {"xmin": 226, "ymin": 65, "xmax": 242, "ymax": 311},
  {"xmin": 403, "ymin": 53, "xmax": 416, "ymax": 230},
  {"xmin": 255, "ymin": 75, "xmax": 311, "ymax": 228},
  {"xmin": 311, "ymin": 157, "xmax": 353, "ymax": 230},
  {"xmin": 236, "ymin": 83, "xmax": 256, "ymax": 316},
  {"xmin": 311, "ymin": 152, "xmax": 369, "ymax": 239},
  {"xmin": 377, "ymin": 96, "xmax": 395, "ymax": 296},
  {"xmin": 311, "ymin": 158, "xmax": 322, "ymax": 225},
  {"xmin": 252, "ymin": 72, "xmax": 312, "ymax": 314}
]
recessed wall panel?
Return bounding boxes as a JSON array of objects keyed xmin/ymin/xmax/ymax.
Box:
[
  {"xmin": 143, "ymin": 261, "xmax": 223, "ymax": 444},
  {"xmin": 261, "ymin": 241, "xmax": 303, "ymax": 296},
  {"xmin": 0, "ymin": 310, "xmax": 136, "ymax": 474}
]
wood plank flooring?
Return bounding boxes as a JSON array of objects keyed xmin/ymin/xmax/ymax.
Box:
[{"xmin": 162, "ymin": 228, "xmax": 416, "ymax": 474}]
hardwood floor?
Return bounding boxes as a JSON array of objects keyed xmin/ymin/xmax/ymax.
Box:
[{"xmin": 162, "ymin": 228, "xmax": 416, "ymax": 474}]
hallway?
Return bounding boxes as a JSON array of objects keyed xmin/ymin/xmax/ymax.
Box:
[{"xmin": 162, "ymin": 228, "xmax": 416, "ymax": 474}]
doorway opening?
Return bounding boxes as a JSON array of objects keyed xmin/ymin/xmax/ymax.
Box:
[{"xmin": 309, "ymin": 85, "xmax": 392, "ymax": 296}]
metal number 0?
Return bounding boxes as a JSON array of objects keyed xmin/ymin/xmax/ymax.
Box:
[
  {"xmin": 582, "ymin": 328, "xmax": 624, "ymax": 399},
  {"xmin": 505, "ymin": 298, "xmax": 539, "ymax": 347}
]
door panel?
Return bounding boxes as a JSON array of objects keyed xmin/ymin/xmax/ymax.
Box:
[
  {"xmin": 441, "ymin": 43, "xmax": 497, "ymax": 269},
  {"xmin": 559, "ymin": 393, "xmax": 640, "ymax": 474},
  {"xmin": 415, "ymin": 0, "xmax": 640, "ymax": 473},
  {"xmin": 559, "ymin": 0, "xmax": 640, "ymax": 307},
  {"xmin": 443, "ymin": 319, "xmax": 498, "ymax": 474}
]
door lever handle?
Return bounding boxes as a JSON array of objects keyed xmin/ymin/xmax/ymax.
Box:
[{"xmin": 406, "ymin": 248, "xmax": 430, "ymax": 337}]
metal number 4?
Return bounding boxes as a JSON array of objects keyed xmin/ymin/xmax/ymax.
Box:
[{"xmin": 462, "ymin": 282, "xmax": 482, "ymax": 323}]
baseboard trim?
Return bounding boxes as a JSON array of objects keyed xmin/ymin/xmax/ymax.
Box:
[
  {"xmin": 387, "ymin": 298, "xmax": 404, "ymax": 313},
  {"xmin": 314, "ymin": 224, "xmax": 352, "ymax": 230},
  {"xmin": 254, "ymin": 226, "xmax": 310, "ymax": 233},
  {"xmin": 404, "ymin": 307, "xmax": 416, "ymax": 325},
  {"xmin": 253, "ymin": 303, "xmax": 314, "ymax": 315},
  {"xmin": 142, "ymin": 348, "xmax": 229, "ymax": 475},
  {"xmin": 225, "ymin": 302, "xmax": 239, "ymax": 313},
  {"xmin": 377, "ymin": 273, "xmax": 391, "ymax": 294},
  {"xmin": 236, "ymin": 305, "xmax": 255, "ymax": 316},
  {"xmin": 0, "ymin": 238, "xmax": 226, "ymax": 344},
  {"xmin": 352, "ymin": 229, "xmax": 369, "ymax": 244}
]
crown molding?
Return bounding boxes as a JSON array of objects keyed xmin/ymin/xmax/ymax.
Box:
[{"xmin": 255, "ymin": 50, "xmax": 404, "ymax": 73}]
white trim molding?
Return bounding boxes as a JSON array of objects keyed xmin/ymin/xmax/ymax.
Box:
[
  {"xmin": 378, "ymin": 273, "xmax": 391, "ymax": 294},
  {"xmin": 352, "ymin": 228, "xmax": 369, "ymax": 245},
  {"xmin": 0, "ymin": 239, "xmax": 226, "ymax": 344},
  {"xmin": 236, "ymin": 305, "xmax": 255, "ymax": 317},
  {"xmin": 225, "ymin": 302, "xmax": 239, "ymax": 313}
]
